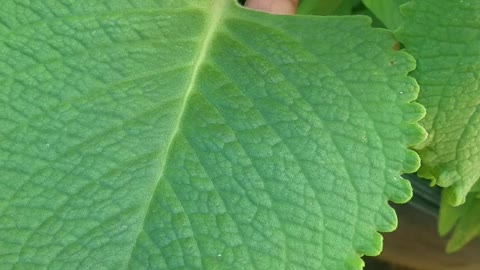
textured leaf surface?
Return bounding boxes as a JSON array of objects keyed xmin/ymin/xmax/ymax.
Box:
[
  {"xmin": 396, "ymin": 0, "xmax": 480, "ymax": 206},
  {"xmin": 0, "ymin": 0, "xmax": 424, "ymax": 269}
]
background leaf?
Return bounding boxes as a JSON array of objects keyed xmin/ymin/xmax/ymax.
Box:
[
  {"xmin": 0, "ymin": 0, "xmax": 424, "ymax": 269},
  {"xmin": 439, "ymin": 191, "xmax": 480, "ymax": 253},
  {"xmin": 396, "ymin": 0, "xmax": 480, "ymax": 206},
  {"xmin": 397, "ymin": 0, "xmax": 480, "ymax": 252},
  {"xmin": 297, "ymin": 0, "xmax": 360, "ymax": 15},
  {"xmin": 361, "ymin": 0, "xmax": 408, "ymax": 30}
]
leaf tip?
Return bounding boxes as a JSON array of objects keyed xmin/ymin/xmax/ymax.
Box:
[{"xmin": 445, "ymin": 186, "xmax": 467, "ymax": 207}]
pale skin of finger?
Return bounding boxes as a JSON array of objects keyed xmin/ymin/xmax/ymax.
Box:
[{"xmin": 244, "ymin": 0, "xmax": 299, "ymax": 15}]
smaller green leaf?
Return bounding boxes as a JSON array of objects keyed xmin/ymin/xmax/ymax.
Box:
[
  {"xmin": 362, "ymin": 0, "xmax": 408, "ymax": 30},
  {"xmin": 297, "ymin": 0, "xmax": 359, "ymax": 15},
  {"xmin": 439, "ymin": 191, "xmax": 480, "ymax": 253},
  {"xmin": 396, "ymin": 0, "xmax": 480, "ymax": 206}
]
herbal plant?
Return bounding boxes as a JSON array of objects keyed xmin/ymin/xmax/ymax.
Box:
[{"xmin": 0, "ymin": 0, "xmax": 478, "ymax": 269}]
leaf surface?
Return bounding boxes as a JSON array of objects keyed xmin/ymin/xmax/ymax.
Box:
[
  {"xmin": 396, "ymin": 0, "xmax": 480, "ymax": 206},
  {"xmin": 0, "ymin": 0, "xmax": 424, "ymax": 269}
]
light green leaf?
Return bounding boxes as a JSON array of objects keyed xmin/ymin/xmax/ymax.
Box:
[
  {"xmin": 439, "ymin": 191, "xmax": 480, "ymax": 253},
  {"xmin": 0, "ymin": 0, "xmax": 424, "ymax": 269},
  {"xmin": 396, "ymin": 0, "xmax": 480, "ymax": 206},
  {"xmin": 361, "ymin": 0, "xmax": 408, "ymax": 30}
]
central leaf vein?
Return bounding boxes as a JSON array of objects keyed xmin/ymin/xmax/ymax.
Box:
[{"xmin": 123, "ymin": 1, "xmax": 227, "ymax": 267}]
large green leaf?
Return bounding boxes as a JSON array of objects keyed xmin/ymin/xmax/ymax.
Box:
[
  {"xmin": 0, "ymin": 0, "xmax": 424, "ymax": 269},
  {"xmin": 396, "ymin": 0, "xmax": 480, "ymax": 206}
]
